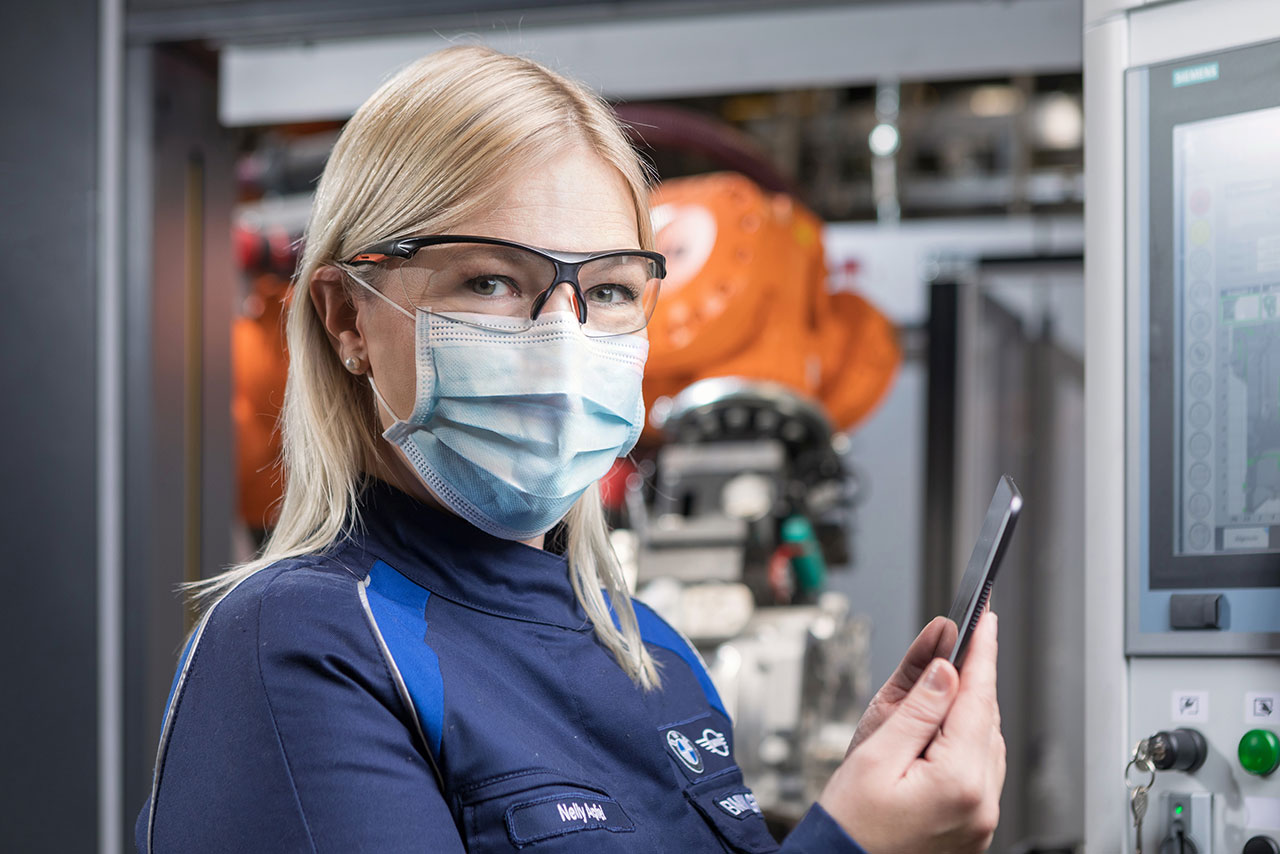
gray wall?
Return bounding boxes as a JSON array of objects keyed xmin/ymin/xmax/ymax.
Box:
[
  {"xmin": 122, "ymin": 45, "xmax": 237, "ymax": 838},
  {"xmin": 830, "ymin": 363, "xmax": 927, "ymax": 690},
  {"xmin": 0, "ymin": 0, "xmax": 102, "ymax": 849}
]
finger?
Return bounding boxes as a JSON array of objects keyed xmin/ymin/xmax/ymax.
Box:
[
  {"xmin": 976, "ymin": 727, "xmax": 1007, "ymax": 838},
  {"xmin": 885, "ymin": 617, "xmax": 959, "ymax": 699},
  {"xmin": 934, "ymin": 611, "xmax": 1000, "ymax": 754},
  {"xmin": 933, "ymin": 616, "xmax": 960, "ymax": 659},
  {"xmin": 862, "ymin": 657, "xmax": 959, "ymax": 777},
  {"xmin": 847, "ymin": 617, "xmax": 961, "ymax": 756},
  {"xmin": 988, "ymin": 727, "xmax": 1007, "ymax": 797},
  {"xmin": 961, "ymin": 610, "xmax": 998, "ymax": 699}
]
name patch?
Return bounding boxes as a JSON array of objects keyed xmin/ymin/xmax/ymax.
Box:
[
  {"xmin": 505, "ymin": 792, "xmax": 634, "ymax": 845},
  {"xmin": 715, "ymin": 790, "xmax": 764, "ymax": 820}
]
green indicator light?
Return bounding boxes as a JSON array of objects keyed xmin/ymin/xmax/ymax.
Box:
[
  {"xmin": 1174, "ymin": 805, "xmax": 1184, "ymax": 816},
  {"xmin": 1239, "ymin": 729, "xmax": 1280, "ymax": 776}
]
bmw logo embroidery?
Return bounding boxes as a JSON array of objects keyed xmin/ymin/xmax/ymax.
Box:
[{"xmin": 666, "ymin": 729, "xmax": 704, "ymax": 774}]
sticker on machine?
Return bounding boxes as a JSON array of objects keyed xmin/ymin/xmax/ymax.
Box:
[
  {"xmin": 1172, "ymin": 690, "xmax": 1209, "ymax": 723},
  {"xmin": 1245, "ymin": 797, "xmax": 1280, "ymax": 830},
  {"xmin": 1246, "ymin": 692, "xmax": 1280, "ymax": 724}
]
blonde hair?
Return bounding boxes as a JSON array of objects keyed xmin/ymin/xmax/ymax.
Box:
[{"xmin": 194, "ymin": 45, "xmax": 660, "ymax": 688}]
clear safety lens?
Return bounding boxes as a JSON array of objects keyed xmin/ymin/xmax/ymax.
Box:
[{"xmin": 387, "ymin": 242, "xmax": 661, "ymax": 337}]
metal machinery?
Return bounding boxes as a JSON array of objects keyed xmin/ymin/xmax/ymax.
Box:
[
  {"xmin": 1086, "ymin": 2, "xmax": 1280, "ymax": 852},
  {"xmin": 927, "ymin": 254, "xmax": 1086, "ymax": 854},
  {"xmin": 619, "ymin": 377, "xmax": 873, "ymax": 827}
]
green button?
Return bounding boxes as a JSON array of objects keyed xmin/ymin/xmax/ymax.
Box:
[{"xmin": 1239, "ymin": 729, "xmax": 1280, "ymax": 776}]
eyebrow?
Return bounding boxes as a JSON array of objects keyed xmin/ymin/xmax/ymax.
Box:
[
  {"xmin": 584, "ymin": 254, "xmax": 651, "ymax": 272},
  {"xmin": 445, "ymin": 244, "xmax": 545, "ymax": 266}
]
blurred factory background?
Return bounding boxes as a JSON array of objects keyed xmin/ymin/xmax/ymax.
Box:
[{"xmin": 2, "ymin": 1, "xmax": 1086, "ymax": 851}]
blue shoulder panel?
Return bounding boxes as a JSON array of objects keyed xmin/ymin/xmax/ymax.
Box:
[
  {"xmin": 362, "ymin": 560, "xmax": 445, "ymax": 757},
  {"xmin": 631, "ymin": 600, "xmax": 727, "ymax": 719}
]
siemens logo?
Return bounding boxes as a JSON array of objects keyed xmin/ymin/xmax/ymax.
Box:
[{"xmin": 1173, "ymin": 62, "xmax": 1219, "ymax": 88}]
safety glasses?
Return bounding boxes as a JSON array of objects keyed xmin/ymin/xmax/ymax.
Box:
[{"xmin": 346, "ymin": 235, "xmax": 666, "ymax": 337}]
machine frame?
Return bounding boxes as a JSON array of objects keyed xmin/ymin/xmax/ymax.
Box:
[{"xmin": 1086, "ymin": 1, "xmax": 1280, "ymax": 850}]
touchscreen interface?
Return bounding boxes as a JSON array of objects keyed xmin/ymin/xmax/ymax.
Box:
[{"xmin": 1174, "ymin": 105, "xmax": 1280, "ymax": 555}]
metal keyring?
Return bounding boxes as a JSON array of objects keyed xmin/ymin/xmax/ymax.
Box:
[{"xmin": 1124, "ymin": 757, "xmax": 1156, "ymax": 791}]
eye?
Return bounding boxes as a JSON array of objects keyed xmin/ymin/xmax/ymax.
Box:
[
  {"xmin": 586, "ymin": 284, "xmax": 638, "ymax": 304},
  {"xmin": 466, "ymin": 275, "xmax": 518, "ymax": 297}
]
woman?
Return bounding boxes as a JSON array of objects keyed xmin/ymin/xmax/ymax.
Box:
[{"xmin": 139, "ymin": 46, "xmax": 1004, "ymax": 853}]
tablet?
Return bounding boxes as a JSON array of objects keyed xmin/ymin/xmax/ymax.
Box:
[{"xmin": 945, "ymin": 475, "xmax": 1022, "ymax": 668}]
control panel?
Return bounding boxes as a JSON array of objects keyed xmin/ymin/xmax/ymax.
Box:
[
  {"xmin": 1130, "ymin": 661, "xmax": 1280, "ymax": 852},
  {"xmin": 1124, "ymin": 36, "xmax": 1280, "ymax": 854}
]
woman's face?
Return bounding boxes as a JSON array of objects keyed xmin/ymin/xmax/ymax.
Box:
[
  {"xmin": 312, "ymin": 145, "xmax": 642, "ymax": 533},
  {"xmin": 357, "ymin": 145, "xmax": 642, "ymax": 430}
]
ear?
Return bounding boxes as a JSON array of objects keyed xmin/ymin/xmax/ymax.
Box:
[{"xmin": 309, "ymin": 265, "xmax": 367, "ymax": 368}]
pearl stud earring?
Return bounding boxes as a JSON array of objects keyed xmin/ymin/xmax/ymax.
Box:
[{"xmin": 343, "ymin": 356, "xmax": 363, "ymax": 373}]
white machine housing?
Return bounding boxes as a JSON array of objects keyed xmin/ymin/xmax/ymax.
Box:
[{"xmin": 1086, "ymin": 1, "xmax": 1280, "ymax": 852}]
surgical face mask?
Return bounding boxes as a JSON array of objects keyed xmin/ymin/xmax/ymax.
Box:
[{"xmin": 356, "ymin": 278, "xmax": 647, "ymax": 540}]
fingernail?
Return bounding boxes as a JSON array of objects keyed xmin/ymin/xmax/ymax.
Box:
[{"xmin": 924, "ymin": 660, "xmax": 949, "ymax": 693}]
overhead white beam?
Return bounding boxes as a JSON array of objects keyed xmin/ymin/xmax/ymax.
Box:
[
  {"xmin": 1127, "ymin": 0, "xmax": 1280, "ymax": 67},
  {"xmin": 221, "ymin": 0, "xmax": 1083, "ymax": 126}
]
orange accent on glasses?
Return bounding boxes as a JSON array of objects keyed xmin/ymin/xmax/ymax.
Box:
[{"xmin": 351, "ymin": 253, "xmax": 389, "ymax": 263}]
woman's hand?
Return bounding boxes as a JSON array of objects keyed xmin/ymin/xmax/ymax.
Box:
[
  {"xmin": 845, "ymin": 616, "xmax": 958, "ymax": 755},
  {"xmin": 817, "ymin": 612, "xmax": 1005, "ymax": 854}
]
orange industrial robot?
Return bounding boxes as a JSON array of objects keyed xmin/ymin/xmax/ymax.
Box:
[{"xmin": 643, "ymin": 172, "xmax": 900, "ymax": 441}]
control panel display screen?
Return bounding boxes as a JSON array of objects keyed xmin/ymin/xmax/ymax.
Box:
[{"xmin": 1174, "ymin": 105, "xmax": 1280, "ymax": 556}]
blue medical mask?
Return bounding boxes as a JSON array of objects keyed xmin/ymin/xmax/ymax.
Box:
[{"xmin": 360, "ymin": 290, "xmax": 647, "ymax": 540}]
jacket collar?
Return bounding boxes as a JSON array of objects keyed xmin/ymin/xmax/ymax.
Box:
[{"xmin": 344, "ymin": 479, "xmax": 590, "ymax": 631}]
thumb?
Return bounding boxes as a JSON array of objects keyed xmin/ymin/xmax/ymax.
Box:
[{"xmin": 861, "ymin": 657, "xmax": 959, "ymax": 776}]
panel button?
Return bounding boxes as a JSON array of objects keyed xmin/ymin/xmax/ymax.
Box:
[
  {"xmin": 1238, "ymin": 730, "xmax": 1280, "ymax": 776},
  {"xmin": 1244, "ymin": 835, "xmax": 1279, "ymax": 854},
  {"xmin": 1169, "ymin": 594, "xmax": 1223, "ymax": 629},
  {"xmin": 1150, "ymin": 728, "xmax": 1207, "ymax": 772}
]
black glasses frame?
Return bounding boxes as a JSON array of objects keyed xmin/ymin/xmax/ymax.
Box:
[{"xmin": 347, "ymin": 234, "xmax": 666, "ymax": 326}]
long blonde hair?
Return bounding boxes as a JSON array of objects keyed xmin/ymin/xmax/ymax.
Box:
[{"xmin": 195, "ymin": 45, "xmax": 660, "ymax": 688}]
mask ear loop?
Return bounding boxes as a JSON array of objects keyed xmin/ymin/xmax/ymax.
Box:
[
  {"xmin": 343, "ymin": 266, "xmax": 413, "ymax": 429},
  {"xmin": 366, "ymin": 371, "xmax": 423, "ymax": 453},
  {"xmin": 367, "ymin": 375, "xmax": 398, "ymax": 422}
]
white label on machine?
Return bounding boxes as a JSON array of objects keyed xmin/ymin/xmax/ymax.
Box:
[
  {"xmin": 1246, "ymin": 692, "xmax": 1280, "ymax": 723},
  {"xmin": 1246, "ymin": 797, "xmax": 1280, "ymax": 830},
  {"xmin": 1223, "ymin": 527, "xmax": 1270, "ymax": 550},
  {"xmin": 1172, "ymin": 690, "xmax": 1209, "ymax": 722}
]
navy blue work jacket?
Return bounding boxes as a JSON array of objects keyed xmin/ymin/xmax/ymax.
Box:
[{"xmin": 138, "ymin": 481, "xmax": 866, "ymax": 853}]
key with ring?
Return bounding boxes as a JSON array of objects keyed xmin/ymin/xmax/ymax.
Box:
[
  {"xmin": 1126, "ymin": 739, "xmax": 1156, "ymax": 854},
  {"xmin": 1131, "ymin": 783, "xmax": 1149, "ymax": 854}
]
